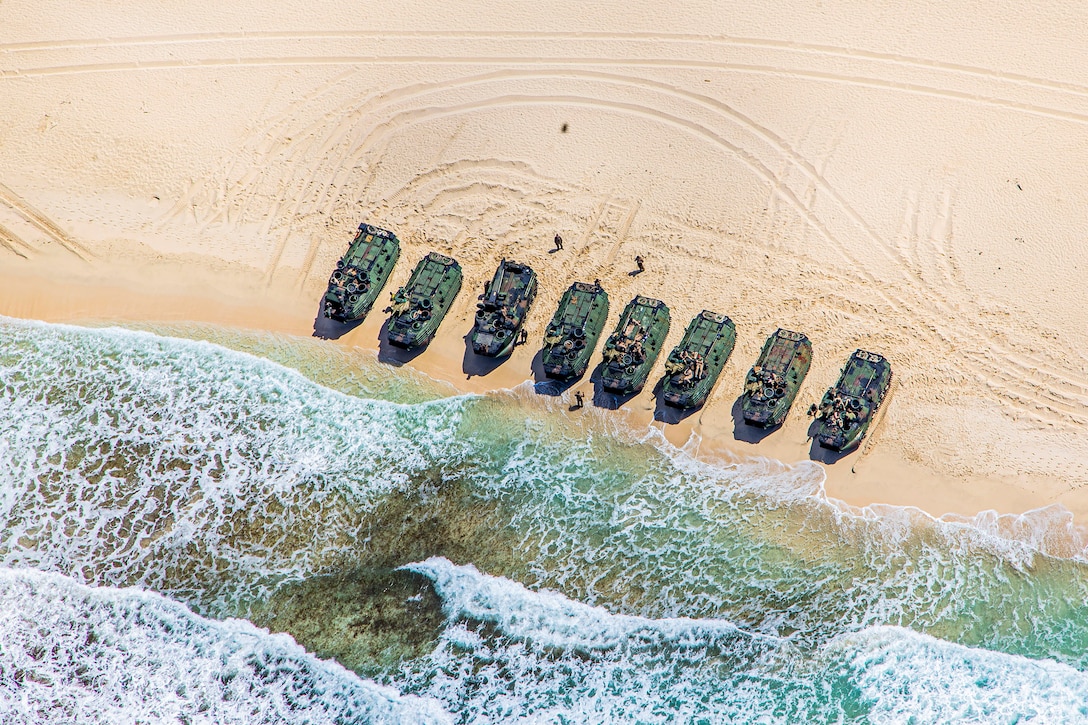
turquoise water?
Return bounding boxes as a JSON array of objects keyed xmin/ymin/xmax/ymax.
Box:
[{"xmin": 1, "ymin": 316, "xmax": 1087, "ymax": 722}]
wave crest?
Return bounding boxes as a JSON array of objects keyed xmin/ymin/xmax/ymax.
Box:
[{"xmin": 0, "ymin": 567, "xmax": 450, "ymax": 724}]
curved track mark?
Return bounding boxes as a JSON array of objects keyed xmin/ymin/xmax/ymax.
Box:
[
  {"xmin": 2, "ymin": 30, "xmax": 1086, "ymax": 101},
  {"xmin": 6, "ymin": 32, "xmax": 1083, "ymax": 420},
  {"xmin": 5, "ymin": 53, "xmax": 1088, "ymax": 128}
]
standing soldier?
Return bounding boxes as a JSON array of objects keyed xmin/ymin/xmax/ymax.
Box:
[
  {"xmin": 635, "ymin": 255, "xmax": 645, "ymax": 273},
  {"xmin": 554, "ymin": 233, "xmax": 563, "ymax": 251},
  {"xmin": 574, "ymin": 390, "xmax": 585, "ymax": 409}
]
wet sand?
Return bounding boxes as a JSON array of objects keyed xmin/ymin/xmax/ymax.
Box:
[
  {"xmin": 0, "ymin": 254, "xmax": 1066, "ymax": 529},
  {"xmin": 4, "ymin": 0, "xmax": 1088, "ymax": 534}
]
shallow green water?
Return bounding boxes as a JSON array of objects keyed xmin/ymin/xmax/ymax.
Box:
[{"xmin": 1, "ymin": 317, "xmax": 1087, "ymax": 722}]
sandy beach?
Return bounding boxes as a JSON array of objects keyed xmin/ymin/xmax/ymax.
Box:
[{"xmin": 4, "ymin": 0, "xmax": 1088, "ymax": 527}]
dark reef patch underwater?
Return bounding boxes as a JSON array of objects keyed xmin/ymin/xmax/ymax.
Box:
[{"xmin": 1, "ymin": 316, "xmax": 1088, "ymax": 722}]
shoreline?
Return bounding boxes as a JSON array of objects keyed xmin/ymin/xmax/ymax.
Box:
[
  {"xmin": 2, "ymin": 253, "xmax": 1074, "ymax": 533},
  {"xmin": 8, "ymin": 4, "xmax": 1088, "ymax": 720},
  {"xmin": 7, "ymin": 1, "xmax": 1088, "ymax": 544}
]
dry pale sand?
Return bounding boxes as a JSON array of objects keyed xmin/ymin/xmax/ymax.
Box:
[{"xmin": 3, "ymin": 1, "xmax": 1088, "ymax": 533}]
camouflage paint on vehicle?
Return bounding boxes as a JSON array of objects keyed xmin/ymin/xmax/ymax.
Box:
[
  {"xmin": 814, "ymin": 349, "xmax": 893, "ymax": 452},
  {"xmin": 385, "ymin": 252, "xmax": 462, "ymax": 350},
  {"xmin": 740, "ymin": 329, "xmax": 812, "ymax": 427},
  {"xmin": 600, "ymin": 296, "xmax": 671, "ymax": 395},
  {"xmin": 660, "ymin": 311, "xmax": 736, "ymax": 409},
  {"xmin": 469, "ymin": 259, "xmax": 537, "ymax": 357},
  {"xmin": 322, "ymin": 224, "xmax": 400, "ymax": 322},
  {"xmin": 540, "ymin": 281, "xmax": 610, "ymax": 381}
]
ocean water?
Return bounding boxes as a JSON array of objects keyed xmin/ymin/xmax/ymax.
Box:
[{"xmin": 2, "ymin": 316, "xmax": 1088, "ymax": 722}]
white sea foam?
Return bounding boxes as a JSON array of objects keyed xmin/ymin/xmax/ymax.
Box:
[
  {"xmin": 6, "ymin": 317, "xmax": 1088, "ymax": 720},
  {"xmin": 408, "ymin": 388, "xmax": 1088, "ymax": 671},
  {"xmin": 648, "ymin": 420, "xmax": 1087, "ymax": 569},
  {"xmin": 131, "ymin": 321, "xmax": 460, "ymax": 404},
  {"xmin": 0, "ymin": 317, "xmax": 473, "ymax": 609},
  {"xmin": 404, "ymin": 558, "xmax": 1088, "ymax": 723},
  {"xmin": 401, "ymin": 557, "xmax": 811, "ymax": 723},
  {"xmin": 0, "ymin": 566, "xmax": 450, "ymax": 724},
  {"xmin": 405, "ymin": 556, "xmax": 773, "ymax": 652},
  {"xmin": 828, "ymin": 625, "xmax": 1088, "ymax": 723},
  {"xmin": 494, "ymin": 379, "xmax": 1088, "ymax": 593}
]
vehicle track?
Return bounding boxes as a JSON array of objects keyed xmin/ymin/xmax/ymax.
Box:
[
  {"xmin": 382, "ymin": 159, "xmax": 563, "ymax": 209},
  {"xmin": 332, "ymin": 71, "xmax": 887, "ymax": 264},
  {"xmin": 3, "ymin": 30, "xmax": 1087, "ymax": 102},
  {"xmin": 295, "ymin": 160, "xmax": 564, "ymax": 287},
  {"xmin": 7, "ymin": 52, "xmax": 1088, "ymax": 129},
  {"xmin": 0, "ymin": 222, "xmax": 31, "ymax": 259},
  {"xmin": 887, "ymin": 183, "xmax": 1088, "ymax": 424},
  {"xmin": 5, "ymin": 29, "xmax": 1087, "ymax": 427},
  {"xmin": 207, "ymin": 66, "xmax": 1088, "ymax": 425},
  {"xmin": 154, "ymin": 58, "xmax": 1072, "ymax": 312},
  {"xmin": 223, "ymin": 70, "xmax": 861, "ymax": 287},
  {"xmin": 182, "ymin": 69, "xmax": 364, "ymax": 231},
  {"xmin": 0, "ymin": 184, "xmax": 92, "ymax": 261}
]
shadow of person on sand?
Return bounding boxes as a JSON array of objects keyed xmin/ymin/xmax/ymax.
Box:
[
  {"xmin": 462, "ymin": 334, "xmax": 507, "ymax": 379},
  {"xmin": 730, "ymin": 396, "xmax": 780, "ymax": 444},
  {"xmin": 807, "ymin": 417, "xmax": 855, "ymax": 464},
  {"xmin": 312, "ymin": 301, "xmax": 366, "ymax": 341},
  {"xmin": 377, "ymin": 319, "xmax": 427, "ymax": 367},
  {"xmin": 530, "ymin": 350, "xmax": 580, "ymax": 397},
  {"xmin": 652, "ymin": 378, "xmax": 701, "ymax": 425}
]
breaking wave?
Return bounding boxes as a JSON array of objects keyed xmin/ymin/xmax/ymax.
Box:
[
  {"xmin": 397, "ymin": 557, "xmax": 1088, "ymax": 723},
  {"xmin": 0, "ymin": 317, "xmax": 473, "ymax": 611},
  {"xmin": 4, "ymin": 316, "xmax": 1088, "ymax": 720},
  {"xmin": 0, "ymin": 566, "xmax": 448, "ymax": 724}
]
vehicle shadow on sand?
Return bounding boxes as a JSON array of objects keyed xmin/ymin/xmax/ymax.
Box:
[
  {"xmin": 312, "ymin": 303, "xmax": 366, "ymax": 341},
  {"xmin": 531, "ymin": 350, "xmax": 580, "ymax": 397},
  {"xmin": 806, "ymin": 418, "xmax": 854, "ymax": 464},
  {"xmin": 730, "ymin": 397, "xmax": 780, "ymax": 444},
  {"xmin": 462, "ymin": 334, "xmax": 508, "ymax": 379},
  {"xmin": 651, "ymin": 379, "xmax": 700, "ymax": 425},
  {"xmin": 377, "ymin": 319, "xmax": 427, "ymax": 367}
]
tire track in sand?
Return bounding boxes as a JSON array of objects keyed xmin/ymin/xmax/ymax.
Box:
[
  {"xmin": 296, "ymin": 160, "xmax": 563, "ymax": 287},
  {"xmin": 4, "ymin": 30, "xmax": 1088, "ymax": 112},
  {"xmin": 0, "ymin": 184, "xmax": 92, "ymax": 261},
  {"xmin": 328, "ymin": 75, "xmax": 1088, "ymax": 426},
  {"xmin": 5, "ymin": 53, "xmax": 1088, "ymax": 128},
  {"xmin": 5, "ymin": 30, "xmax": 1086, "ymax": 424},
  {"xmin": 211, "ymin": 64, "xmax": 1088, "ymax": 423},
  {"xmin": 286, "ymin": 69, "xmax": 895, "ymax": 274},
  {"xmin": 0, "ymin": 222, "xmax": 32, "ymax": 259}
]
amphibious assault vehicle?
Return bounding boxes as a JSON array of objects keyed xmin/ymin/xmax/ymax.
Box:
[
  {"xmin": 741, "ymin": 329, "xmax": 812, "ymax": 427},
  {"xmin": 385, "ymin": 252, "xmax": 462, "ymax": 350},
  {"xmin": 660, "ymin": 311, "xmax": 736, "ymax": 409},
  {"xmin": 469, "ymin": 259, "xmax": 537, "ymax": 357},
  {"xmin": 540, "ymin": 281, "xmax": 610, "ymax": 381},
  {"xmin": 814, "ymin": 350, "xmax": 893, "ymax": 452},
  {"xmin": 600, "ymin": 296, "xmax": 671, "ymax": 394},
  {"xmin": 322, "ymin": 224, "xmax": 400, "ymax": 322}
]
